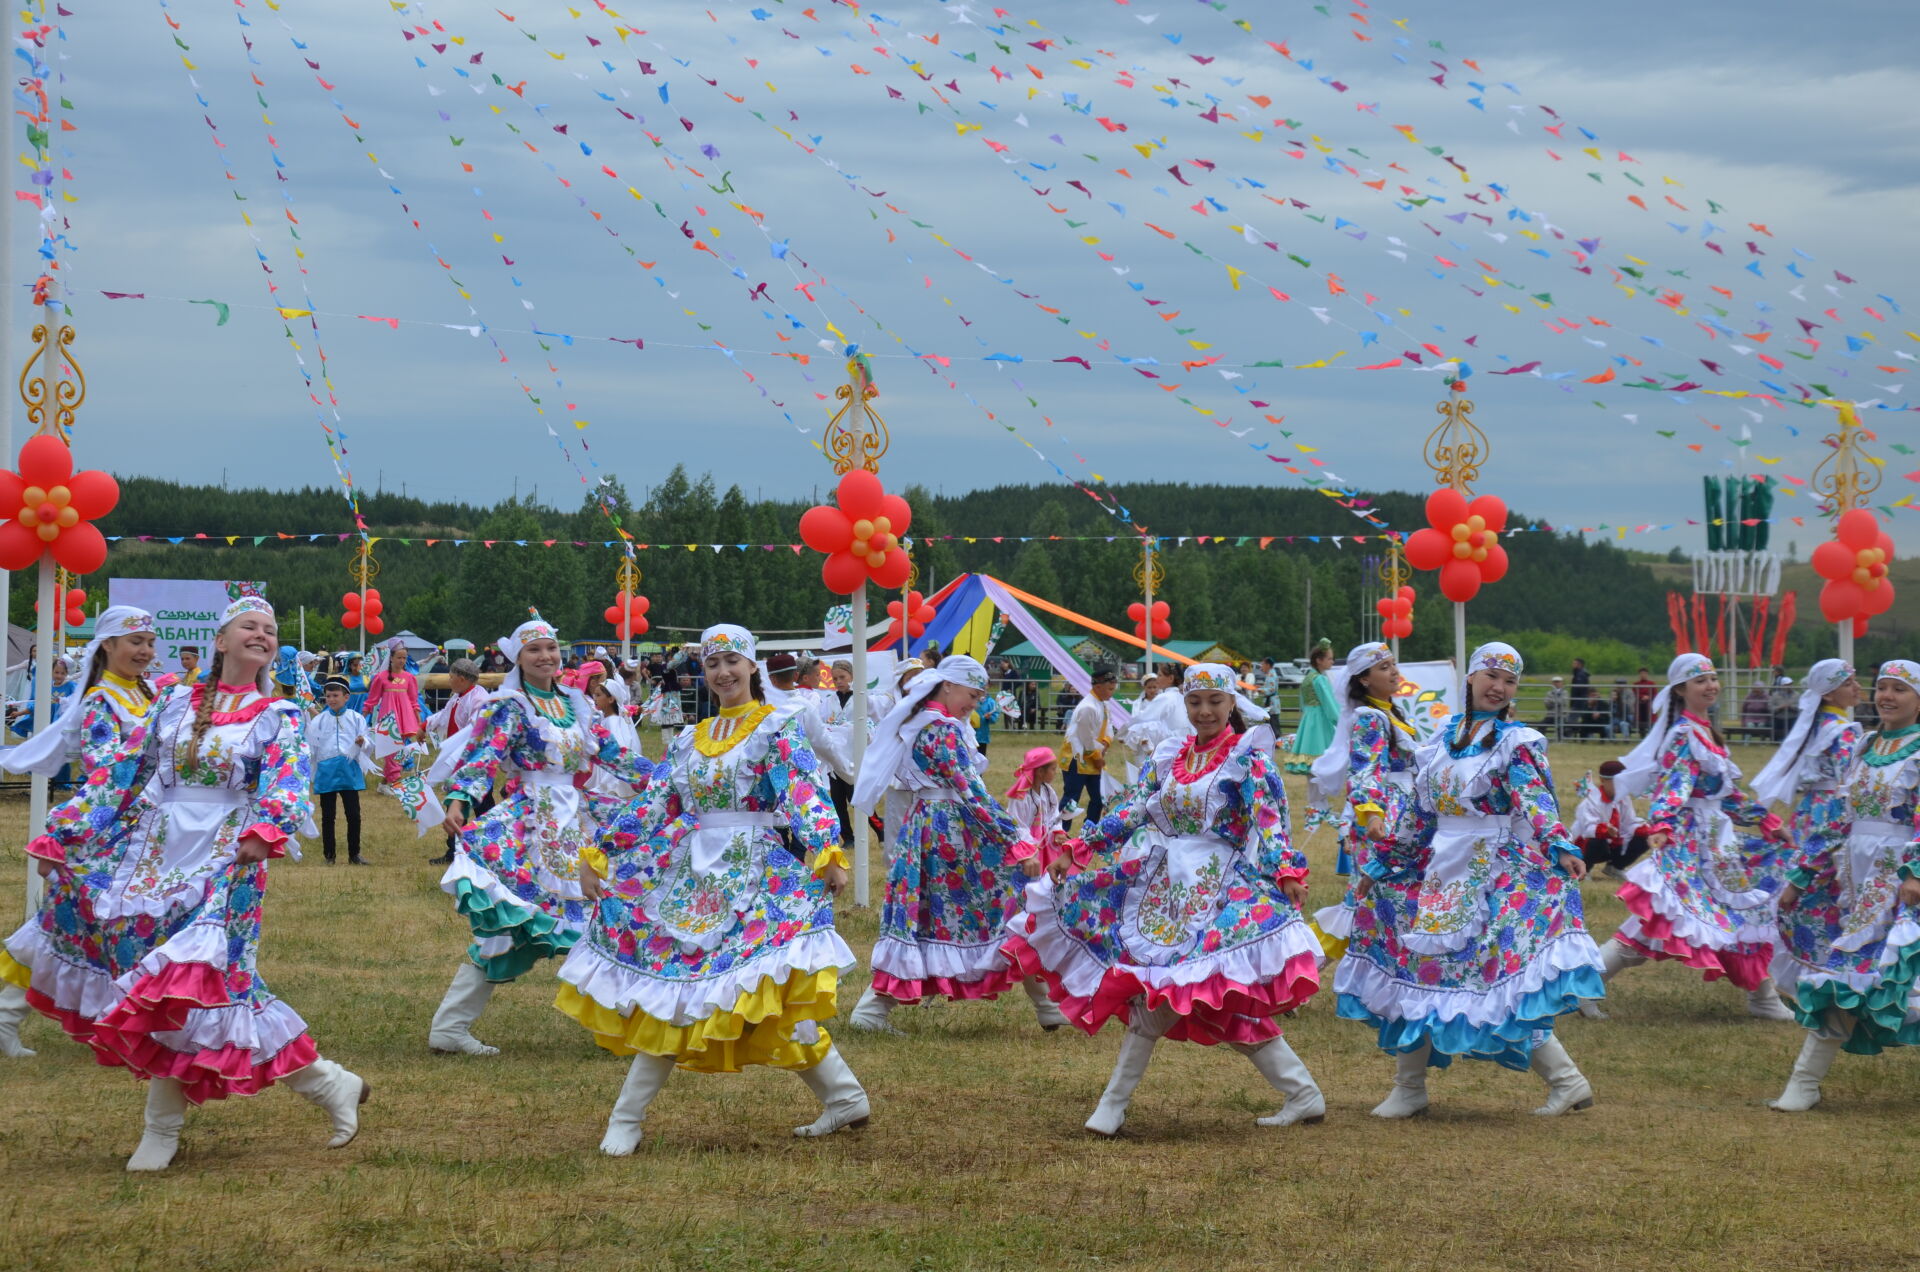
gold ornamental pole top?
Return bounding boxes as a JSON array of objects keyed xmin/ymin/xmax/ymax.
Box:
[
  {"xmin": 20, "ymin": 319, "xmax": 85, "ymax": 443},
  {"xmin": 1376, "ymin": 535, "xmax": 1409, "ymax": 592},
  {"xmin": 616, "ymin": 555, "xmax": 642, "ymax": 595},
  {"xmin": 1131, "ymin": 539, "xmax": 1164, "ymax": 594},
  {"xmin": 1809, "ymin": 400, "xmax": 1880, "ymax": 519},
  {"xmin": 823, "ymin": 354, "xmax": 889, "ymax": 476},
  {"xmin": 1422, "ymin": 387, "xmax": 1489, "ymax": 495}
]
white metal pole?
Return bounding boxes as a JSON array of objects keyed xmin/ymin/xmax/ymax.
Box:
[
  {"xmin": 24, "ymin": 559, "xmax": 54, "ymax": 910},
  {"xmin": 357, "ymin": 545, "xmax": 368, "ymax": 659},
  {"xmin": 1454, "ymin": 600, "xmax": 1468, "ymax": 704},
  {"xmin": 849, "ymin": 586, "xmax": 870, "ymax": 908},
  {"xmin": 1303, "ymin": 573, "xmax": 1312, "ymax": 659},
  {"xmin": 1838, "ymin": 621, "xmax": 1853, "ymax": 668},
  {"xmin": 1141, "ymin": 537, "xmax": 1155, "ymax": 680},
  {"xmin": 299, "ymin": 604, "xmax": 306, "ymax": 654}
]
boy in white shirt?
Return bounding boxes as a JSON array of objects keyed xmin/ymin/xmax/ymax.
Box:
[
  {"xmin": 1571, "ymin": 758, "xmax": 1648, "ymax": 877},
  {"xmin": 310, "ymin": 676, "xmax": 374, "ymax": 865}
]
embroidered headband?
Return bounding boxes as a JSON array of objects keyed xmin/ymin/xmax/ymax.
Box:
[
  {"xmin": 1876, "ymin": 660, "xmax": 1920, "ymax": 692},
  {"xmin": 221, "ymin": 596, "xmax": 275, "ymax": 625},
  {"xmin": 1666, "ymin": 653, "xmax": 1716, "ymax": 687},
  {"xmin": 1467, "ymin": 642, "xmax": 1524, "ymax": 677},
  {"xmin": 700, "ymin": 623, "xmax": 756, "ymax": 663}
]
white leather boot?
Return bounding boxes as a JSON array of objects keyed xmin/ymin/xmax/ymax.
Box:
[
  {"xmin": 428, "ymin": 961, "xmax": 500, "ymax": 1055},
  {"xmin": 847, "ymin": 984, "xmax": 903, "ymax": 1036},
  {"xmin": 793, "ymin": 1045, "xmax": 871, "ymax": 1137},
  {"xmin": 281, "ymin": 1056, "xmax": 371, "ymax": 1148},
  {"xmin": 1769, "ymin": 1031, "xmax": 1843, "ymax": 1112},
  {"xmin": 1746, "ymin": 978, "xmax": 1795, "ymax": 1022},
  {"xmin": 600, "ymin": 1052, "xmax": 677, "ymax": 1155},
  {"xmin": 1085, "ymin": 1003, "xmax": 1171, "ymax": 1137},
  {"xmin": 1370, "ymin": 1044, "xmax": 1431, "ymax": 1119},
  {"xmin": 1246, "ymin": 1037, "xmax": 1326, "ymax": 1127},
  {"xmin": 0, "ymin": 982, "xmax": 35, "ymax": 1058},
  {"xmin": 1528, "ymin": 1036, "xmax": 1595, "ymax": 1115},
  {"xmin": 1023, "ymin": 977, "xmax": 1067, "ymax": 1032},
  {"xmin": 126, "ymin": 1078, "xmax": 188, "ymax": 1172}
]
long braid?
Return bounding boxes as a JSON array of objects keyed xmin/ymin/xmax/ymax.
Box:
[{"xmin": 183, "ymin": 648, "xmax": 224, "ymax": 771}]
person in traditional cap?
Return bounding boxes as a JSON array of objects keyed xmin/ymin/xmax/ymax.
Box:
[
  {"xmin": 0, "ymin": 597, "xmax": 369, "ymax": 1170},
  {"xmin": 1750, "ymin": 659, "xmax": 1862, "ymax": 884},
  {"xmin": 1007, "ymin": 663, "xmax": 1326, "ymax": 1136},
  {"xmin": 1593, "ymin": 653, "xmax": 1797, "ymax": 1020},
  {"xmin": 557, "ymin": 623, "xmax": 869, "ymax": 1152},
  {"xmin": 425, "ymin": 657, "xmax": 493, "ymax": 865},
  {"xmin": 310, "ymin": 676, "xmax": 373, "ymax": 866},
  {"xmin": 846, "ymin": 656, "xmax": 1058, "ymax": 1034},
  {"xmin": 177, "ymin": 644, "xmax": 204, "ymax": 688},
  {"xmin": 425, "ymin": 615, "xmax": 651, "ymax": 1057},
  {"xmin": 1338, "ymin": 642, "xmax": 1603, "ymax": 1120},
  {"xmin": 1061, "ymin": 665, "xmax": 1118, "ymax": 828},
  {"xmin": 1284, "ymin": 641, "xmax": 1339, "ymax": 775},
  {"xmin": 1769, "ymin": 660, "xmax": 1920, "ymax": 1111}
]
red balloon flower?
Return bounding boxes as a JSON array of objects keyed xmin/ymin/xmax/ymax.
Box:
[
  {"xmin": 1374, "ymin": 584, "xmax": 1415, "ymax": 640},
  {"xmin": 604, "ymin": 590, "xmax": 651, "ymax": 639},
  {"xmin": 1405, "ymin": 489, "xmax": 1509, "ymax": 604},
  {"xmin": 1127, "ymin": 600, "xmax": 1171, "ymax": 642},
  {"xmin": 1811, "ymin": 508, "xmax": 1896, "ymax": 628},
  {"xmin": 797, "ymin": 468, "xmax": 914, "ymax": 594},
  {"xmin": 0, "ymin": 435, "xmax": 119, "ymax": 574},
  {"xmin": 886, "ymin": 589, "xmax": 936, "ymax": 640},
  {"xmin": 342, "ymin": 588, "xmax": 385, "ymax": 636}
]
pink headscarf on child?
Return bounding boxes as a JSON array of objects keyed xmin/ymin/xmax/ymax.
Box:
[{"xmin": 1007, "ymin": 745, "xmax": 1057, "ymax": 801}]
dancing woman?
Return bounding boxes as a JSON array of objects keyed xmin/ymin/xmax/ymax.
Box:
[
  {"xmin": 1004, "ymin": 663, "xmax": 1325, "ymax": 1136},
  {"xmin": 1750, "ymin": 658, "xmax": 1862, "ymax": 886},
  {"xmin": 1306, "ymin": 642, "xmax": 1420, "ymax": 960},
  {"xmin": 1597, "ymin": 654, "xmax": 1795, "ymax": 1019},
  {"xmin": 426, "ymin": 616, "xmax": 649, "ymax": 1057},
  {"xmin": 0, "ymin": 597, "xmax": 367, "ymax": 1170},
  {"xmin": 364, "ymin": 638, "xmax": 425, "ymax": 782},
  {"xmin": 1337, "ymin": 643, "xmax": 1603, "ymax": 1119},
  {"xmin": 1283, "ymin": 641, "xmax": 1339, "ymax": 776},
  {"xmin": 1769, "ymin": 660, "xmax": 1920, "ymax": 1110},
  {"xmin": 845, "ymin": 656, "xmax": 1062, "ymax": 1034},
  {"xmin": 555, "ymin": 624, "xmax": 867, "ymax": 1153}
]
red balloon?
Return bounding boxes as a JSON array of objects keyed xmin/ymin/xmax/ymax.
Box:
[
  {"xmin": 1863, "ymin": 581, "xmax": 1897, "ymax": 617},
  {"xmin": 868, "ymin": 547, "xmax": 912, "ymax": 590},
  {"xmin": 1398, "ymin": 584, "xmax": 1415, "ymax": 602},
  {"xmin": 1127, "ymin": 602, "xmax": 1147, "ymax": 622},
  {"xmin": 1375, "ymin": 597, "xmax": 1396, "ymax": 618},
  {"xmin": 1152, "ymin": 620, "xmax": 1171, "ymax": 641},
  {"xmin": 876, "ymin": 492, "xmax": 913, "ymax": 539},
  {"xmin": 342, "ymin": 611, "xmax": 361, "ymax": 629},
  {"xmin": 1479, "ymin": 542, "xmax": 1510, "ymax": 584},
  {"xmin": 1466, "ymin": 493, "xmax": 1508, "ymax": 534},
  {"xmin": 630, "ymin": 616, "xmax": 649, "ymax": 637},
  {"xmin": 0, "ymin": 520, "xmax": 41, "ymax": 571},
  {"xmin": 1854, "ymin": 616, "xmax": 1870, "ymax": 638},
  {"xmin": 1425, "ymin": 487, "xmax": 1469, "ymax": 532},
  {"xmin": 364, "ymin": 597, "xmax": 384, "ymax": 618},
  {"xmin": 820, "ymin": 550, "xmax": 868, "ymax": 595},
  {"xmin": 365, "ymin": 588, "xmax": 381, "ymax": 603},
  {"xmin": 365, "ymin": 616, "xmax": 385, "ymax": 636},
  {"xmin": 604, "ymin": 605, "xmax": 623, "ymax": 625},
  {"xmin": 342, "ymin": 592, "xmax": 361, "ymax": 610},
  {"xmin": 1405, "ymin": 525, "xmax": 1450, "ymax": 571},
  {"xmin": 1810, "ymin": 539, "xmax": 1855, "ymax": 581},
  {"xmin": 631, "ymin": 595, "xmax": 650, "ymax": 617},
  {"xmin": 837, "ymin": 468, "xmax": 886, "ymax": 521},
  {"xmin": 51, "ymin": 522, "xmax": 107, "ymax": 574},
  {"xmin": 1819, "ymin": 579, "xmax": 1866, "ymax": 623},
  {"xmin": 798, "ymin": 504, "xmax": 850, "ymax": 554},
  {"xmin": 1150, "ymin": 601, "xmax": 1169, "ymax": 619},
  {"xmin": 1836, "ymin": 508, "xmax": 1879, "ymax": 551},
  {"xmin": 66, "ymin": 588, "xmax": 86, "ymax": 608},
  {"xmin": 1439, "ymin": 559, "xmax": 1482, "ymax": 604}
]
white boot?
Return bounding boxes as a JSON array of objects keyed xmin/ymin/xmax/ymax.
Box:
[
  {"xmin": 1769, "ymin": 1031, "xmax": 1843, "ymax": 1112},
  {"xmin": 847, "ymin": 984, "xmax": 903, "ymax": 1036},
  {"xmin": 428, "ymin": 962, "xmax": 500, "ymax": 1056},
  {"xmin": 1528, "ymin": 1036, "xmax": 1595, "ymax": 1116},
  {"xmin": 126, "ymin": 1078, "xmax": 188, "ymax": 1172},
  {"xmin": 600, "ymin": 1052, "xmax": 676, "ymax": 1155},
  {"xmin": 1246, "ymin": 1037, "xmax": 1326, "ymax": 1127},
  {"xmin": 1023, "ymin": 977, "xmax": 1067, "ymax": 1032},
  {"xmin": 793, "ymin": 1045, "xmax": 870, "ymax": 1137},
  {"xmin": 1370, "ymin": 1044, "xmax": 1431, "ymax": 1119},
  {"xmin": 1085, "ymin": 1005, "xmax": 1170, "ymax": 1137},
  {"xmin": 1599, "ymin": 937, "xmax": 1646, "ymax": 980},
  {"xmin": 1746, "ymin": 978, "xmax": 1795, "ymax": 1022},
  {"xmin": 281, "ymin": 1056, "xmax": 371, "ymax": 1148},
  {"xmin": 0, "ymin": 982, "xmax": 35, "ymax": 1058}
]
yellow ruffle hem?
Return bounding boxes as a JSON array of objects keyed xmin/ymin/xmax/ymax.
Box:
[
  {"xmin": 1307, "ymin": 919, "xmax": 1349, "ymax": 963},
  {"xmin": 577, "ymin": 843, "xmax": 851, "ymax": 884},
  {"xmin": 0, "ymin": 948, "xmax": 30, "ymax": 990},
  {"xmin": 554, "ymin": 966, "xmax": 839, "ymax": 1074}
]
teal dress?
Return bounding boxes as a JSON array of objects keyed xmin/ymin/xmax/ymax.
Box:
[{"xmin": 1285, "ymin": 672, "xmax": 1339, "ymax": 776}]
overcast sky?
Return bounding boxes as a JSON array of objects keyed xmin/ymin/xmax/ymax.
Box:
[{"xmin": 22, "ymin": 0, "xmax": 1920, "ymax": 549}]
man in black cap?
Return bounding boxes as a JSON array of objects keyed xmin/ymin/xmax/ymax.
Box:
[{"xmin": 1062, "ymin": 664, "xmax": 1118, "ymax": 828}]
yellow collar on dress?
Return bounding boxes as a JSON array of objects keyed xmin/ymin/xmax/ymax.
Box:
[
  {"xmin": 694, "ymin": 699, "xmax": 773, "ymax": 757},
  {"xmin": 96, "ymin": 670, "xmax": 154, "ymax": 718},
  {"xmin": 1367, "ymin": 696, "xmax": 1417, "ymax": 737}
]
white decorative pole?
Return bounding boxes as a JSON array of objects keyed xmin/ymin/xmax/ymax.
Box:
[{"xmin": 849, "ymin": 587, "xmax": 870, "ymax": 907}]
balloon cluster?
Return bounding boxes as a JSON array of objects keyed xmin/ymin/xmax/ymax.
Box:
[
  {"xmin": 1812, "ymin": 509, "xmax": 1896, "ymax": 637},
  {"xmin": 0, "ymin": 436, "xmax": 119, "ymax": 574},
  {"xmin": 605, "ymin": 590, "xmax": 651, "ymax": 639},
  {"xmin": 342, "ymin": 588, "xmax": 386, "ymax": 636},
  {"xmin": 1405, "ymin": 489, "xmax": 1510, "ymax": 604},
  {"xmin": 1374, "ymin": 585, "xmax": 1415, "ymax": 640},
  {"xmin": 886, "ymin": 590, "xmax": 936, "ymax": 640},
  {"xmin": 798, "ymin": 469, "xmax": 914, "ymax": 594},
  {"xmin": 1128, "ymin": 600, "xmax": 1171, "ymax": 642},
  {"xmin": 38, "ymin": 585, "xmax": 87, "ymax": 628}
]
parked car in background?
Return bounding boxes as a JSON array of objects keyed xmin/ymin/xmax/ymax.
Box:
[{"xmin": 1271, "ymin": 660, "xmax": 1312, "ymax": 688}]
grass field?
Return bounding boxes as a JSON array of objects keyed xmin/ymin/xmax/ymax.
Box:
[{"xmin": 1, "ymin": 735, "xmax": 1916, "ymax": 1272}]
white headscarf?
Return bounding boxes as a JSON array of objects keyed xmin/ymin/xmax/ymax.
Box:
[
  {"xmin": 1310, "ymin": 642, "xmax": 1394, "ymax": 798},
  {"xmin": 1750, "ymin": 658, "xmax": 1855, "ymax": 808},
  {"xmin": 698, "ymin": 622, "xmax": 756, "ymax": 665},
  {"xmin": 492, "ymin": 615, "xmax": 563, "ymax": 702},
  {"xmin": 1878, "ymin": 659, "xmax": 1920, "ymax": 693},
  {"xmin": 429, "ymin": 615, "xmax": 584, "ymax": 785},
  {"xmin": 1180, "ymin": 662, "xmax": 1271, "ymax": 724},
  {"xmin": 215, "ymin": 596, "xmax": 279, "ymax": 694},
  {"xmin": 1466, "ymin": 641, "xmax": 1524, "ymax": 680},
  {"xmin": 852, "ymin": 654, "xmax": 989, "ymax": 812},
  {"xmin": 1616, "ymin": 652, "xmax": 1718, "ymax": 797},
  {"xmin": 4, "ymin": 605, "xmax": 156, "ymax": 776}
]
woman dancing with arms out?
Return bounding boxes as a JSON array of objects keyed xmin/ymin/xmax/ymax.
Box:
[
  {"xmin": 1339, "ymin": 643, "xmax": 1603, "ymax": 1119},
  {"xmin": 555, "ymin": 625, "xmax": 867, "ymax": 1153},
  {"xmin": 427, "ymin": 615, "xmax": 650, "ymax": 1056},
  {"xmin": 846, "ymin": 655, "xmax": 1064, "ymax": 1034},
  {"xmin": 1004, "ymin": 664, "xmax": 1326, "ymax": 1136},
  {"xmin": 1306, "ymin": 642, "xmax": 1421, "ymax": 964},
  {"xmin": 1595, "ymin": 654, "xmax": 1796, "ymax": 1019},
  {"xmin": 1, "ymin": 598, "xmax": 367, "ymax": 1170},
  {"xmin": 1769, "ymin": 661, "xmax": 1920, "ymax": 1111}
]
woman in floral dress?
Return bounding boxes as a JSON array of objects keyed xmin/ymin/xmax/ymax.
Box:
[
  {"xmin": 426, "ymin": 615, "xmax": 649, "ymax": 1057},
  {"xmin": 1307, "ymin": 642, "xmax": 1420, "ymax": 962},
  {"xmin": 555, "ymin": 624, "xmax": 867, "ymax": 1154},
  {"xmin": 1005, "ymin": 663, "xmax": 1326, "ymax": 1136},
  {"xmin": 1596, "ymin": 653, "xmax": 1796, "ymax": 1019},
  {"xmin": 1337, "ymin": 643, "xmax": 1603, "ymax": 1119},
  {"xmin": 364, "ymin": 638, "xmax": 425, "ymax": 784},
  {"xmin": 1750, "ymin": 657, "xmax": 1862, "ymax": 889},
  {"xmin": 1, "ymin": 597, "xmax": 368, "ymax": 1171},
  {"xmin": 844, "ymin": 656, "xmax": 1063, "ymax": 1034},
  {"xmin": 1769, "ymin": 660, "xmax": 1920, "ymax": 1110}
]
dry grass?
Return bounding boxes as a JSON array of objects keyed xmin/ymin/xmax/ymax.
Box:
[{"xmin": 1, "ymin": 737, "xmax": 1916, "ymax": 1272}]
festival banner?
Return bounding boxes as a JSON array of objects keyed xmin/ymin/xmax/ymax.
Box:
[
  {"xmin": 1394, "ymin": 660, "xmax": 1460, "ymax": 744},
  {"xmin": 109, "ymin": 579, "xmax": 268, "ymax": 674}
]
